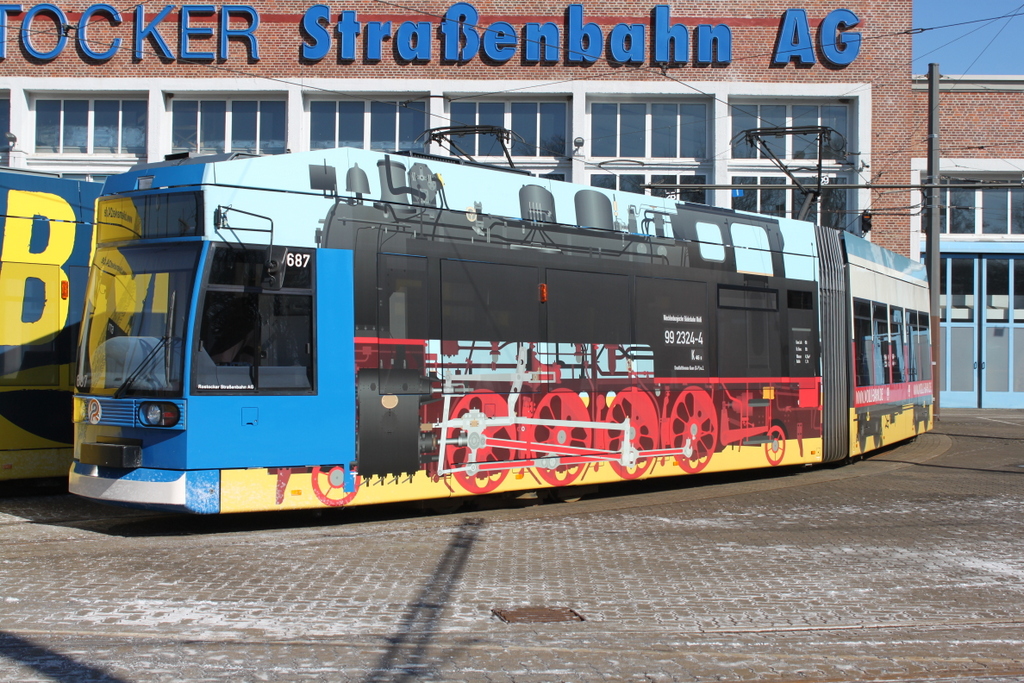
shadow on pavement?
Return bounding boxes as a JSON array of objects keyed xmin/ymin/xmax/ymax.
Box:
[
  {"xmin": 363, "ymin": 517, "xmax": 484, "ymax": 682},
  {"xmin": 873, "ymin": 459, "xmax": 1024, "ymax": 474},
  {"xmin": 931, "ymin": 431, "xmax": 1024, "ymax": 443},
  {"xmin": 0, "ymin": 631, "xmax": 129, "ymax": 683}
]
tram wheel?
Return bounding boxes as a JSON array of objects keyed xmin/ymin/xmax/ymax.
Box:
[
  {"xmin": 663, "ymin": 388, "xmax": 718, "ymax": 473},
  {"xmin": 446, "ymin": 390, "xmax": 514, "ymax": 495},
  {"xmin": 764, "ymin": 423, "xmax": 787, "ymax": 466},
  {"xmin": 529, "ymin": 389, "xmax": 589, "ymax": 487},
  {"xmin": 310, "ymin": 466, "xmax": 361, "ymax": 507},
  {"xmin": 601, "ymin": 388, "xmax": 658, "ymax": 480}
]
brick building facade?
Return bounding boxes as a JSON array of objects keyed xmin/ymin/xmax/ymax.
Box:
[
  {"xmin": 910, "ymin": 76, "xmax": 1024, "ymax": 408},
  {"xmin": 1, "ymin": 0, "xmax": 916, "ymax": 253}
]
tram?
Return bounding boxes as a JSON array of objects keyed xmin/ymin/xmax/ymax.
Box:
[
  {"xmin": 69, "ymin": 147, "xmax": 932, "ymax": 513},
  {"xmin": 1, "ymin": 169, "xmax": 101, "ymax": 481}
]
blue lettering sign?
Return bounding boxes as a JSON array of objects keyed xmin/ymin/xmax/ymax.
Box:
[
  {"xmin": 609, "ymin": 22, "xmax": 644, "ymax": 63},
  {"xmin": 523, "ymin": 21, "xmax": 559, "ymax": 63},
  {"xmin": 566, "ymin": 4, "xmax": 600, "ymax": 63},
  {"xmin": 819, "ymin": 8, "xmax": 860, "ymax": 66},
  {"xmin": 134, "ymin": 5, "xmax": 176, "ymax": 60},
  {"xmin": 696, "ymin": 24, "xmax": 731, "ymax": 64},
  {"xmin": 773, "ymin": 8, "xmax": 815, "ymax": 65},
  {"xmin": 337, "ymin": 10, "xmax": 360, "ymax": 60},
  {"xmin": 78, "ymin": 4, "xmax": 122, "ymax": 60},
  {"xmin": 220, "ymin": 5, "xmax": 258, "ymax": 60},
  {"xmin": 180, "ymin": 5, "xmax": 215, "ymax": 60},
  {"xmin": 364, "ymin": 21, "xmax": 391, "ymax": 61},
  {"xmin": 395, "ymin": 20, "xmax": 430, "ymax": 61},
  {"xmin": 482, "ymin": 21, "xmax": 517, "ymax": 62},
  {"xmin": 0, "ymin": 5, "xmax": 22, "ymax": 60},
  {"xmin": 0, "ymin": 3, "xmax": 863, "ymax": 70},
  {"xmin": 301, "ymin": 4, "xmax": 330, "ymax": 60},
  {"xmin": 441, "ymin": 3, "xmax": 479, "ymax": 62},
  {"xmin": 22, "ymin": 4, "xmax": 67, "ymax": 60},
  {"xmin": 652, "ymin": 5, "xmax": 687, "ymax": 65}
]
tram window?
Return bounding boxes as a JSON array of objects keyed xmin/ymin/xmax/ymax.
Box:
[
  {"xmin": 379, "ymin": 254, "xmax": 428, "ymax": 340},
  {"xmin": 208, "ymin": 246, "xmax": 313, "ymax": 289},
  {"xmin": 890, "ymin": 307, "xmax": 906, "ymax": 384},
  {"xmin": 259, "ymin": 295, "xmax": 313, "ymax": 389},
  {"xmin": 853, "ymin": 299, "xmax": 873, "ymax": 387},
  {"xmin": 546, "ymin": 270, "xmax": 630, "ymax": 344},
  {"xmin": 97, "ymin": 192, "xmax": 202, "ymax": 242},
  {"xmin": 731, "ymin": 223, "xmax": 773, "ymax": 276},
  {"xmin": 911, "ymin": 310, "xmax": 932, "ymax": 381},
  {"xmin": 194, "ymin": 291, "xmax": 313, "ymax": 392},
  {"xmin": 441, "ymin": 260, "xmax": 539, "ymax": 342},
  {"xmin": 695, "ymin": 222, "xmax": 725, "ymax": 262},
  {"xmin": 906, "ymin": 310, "xmax": 918, "ymax": 381},
  {"xmin": 873, "ymin": 303, "xmax": 890, "ymax": 385}
]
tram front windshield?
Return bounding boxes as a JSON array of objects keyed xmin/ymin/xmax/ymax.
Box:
[{"xmin": 76, "ymin": 243, "xmax": 201, "ymax": 398}]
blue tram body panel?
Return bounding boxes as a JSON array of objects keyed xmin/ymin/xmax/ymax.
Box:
[
  {"xmin": 71, "ymin": 247, "xmax": 356, "ymax": 512},
  {"xmin": 181, "ymin": 247, "xmax": 356, "ymax": 471}
]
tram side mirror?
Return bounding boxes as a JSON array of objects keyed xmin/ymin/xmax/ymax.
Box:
[{"xmin": 263, "ymin": 245, "xmax": 289, "ymax": 290}]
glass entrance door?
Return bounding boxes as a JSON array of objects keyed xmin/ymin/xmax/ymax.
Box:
[
  {"xmin": 941, "ymin": 257, "xmax": 979, "ymax": 407},
  {"xmin": 941, "ymin": 255, "xmax": 1024, "ymax": 408}
]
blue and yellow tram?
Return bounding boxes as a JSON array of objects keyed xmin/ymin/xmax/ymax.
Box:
[
  {"xmin": 69, "ymin": 148, "xmax": 932, "ymax": 513},
  {"xmin": 1, "ymin": 169, "xmax": 101, "ymax": 481}
]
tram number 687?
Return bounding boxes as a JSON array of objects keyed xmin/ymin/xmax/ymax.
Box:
[
  {"xmin": 286, "ymin": 252, "xmax": 311, "ymax": 268},
  {"xmin": 665, "ymin": 329, "xmax": 704, "ymax": 346}
]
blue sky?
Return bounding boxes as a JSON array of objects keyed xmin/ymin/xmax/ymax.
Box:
[{"xmin": 913, "ymin": 1, "xmax": 1024, "ymax": 74}]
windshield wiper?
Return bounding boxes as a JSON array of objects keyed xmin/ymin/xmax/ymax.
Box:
[{"xmin": 113, "ymin": 336, "xmax": 169, "ymax": 399}]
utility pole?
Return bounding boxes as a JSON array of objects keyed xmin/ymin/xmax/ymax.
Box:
[{"xmin": 927, "ymin": 63, "xmax": 942, "ymax": 419}]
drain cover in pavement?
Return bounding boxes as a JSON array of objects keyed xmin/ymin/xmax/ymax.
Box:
[{"xmin": 492, "ymin": 607, "xmax": 584, "ymax": 623}]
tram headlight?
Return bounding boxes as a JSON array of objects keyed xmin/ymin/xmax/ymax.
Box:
[{"xmin": 139, "ymin": 402, "xmax": 180, "ymax": 427}]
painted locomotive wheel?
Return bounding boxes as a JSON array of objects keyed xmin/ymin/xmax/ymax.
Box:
[
  {"xmin": 529, "ymin": 389, "xmax": 589, "ymax": 487},
  {"xmin": 662, "ymin": 388, "xmax": 718, "ymax": 473},
  {"xmin": 764, "ymin": 424, "xmax": 786, "ymax": 466},
  {"xmin": 446, "ymin": 390, "xmax": 514, "ymax": 495},
  {"xmin": 601, "ymin": 388, "xmax": 658, "ymax": 480},
  {"xmin": 310, "ymin": 466, "xmax": 361, "ymax": 507}
]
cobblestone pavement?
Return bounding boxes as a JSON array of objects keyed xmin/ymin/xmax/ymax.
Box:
[{"xmin": 1, "ymin": 410, "xmax": 1023, "ymax": 682}]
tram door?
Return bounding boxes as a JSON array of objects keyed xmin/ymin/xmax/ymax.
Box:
[{"xmin": 941, "ymin": 256, "xmax": 1024, "ymax": 408}]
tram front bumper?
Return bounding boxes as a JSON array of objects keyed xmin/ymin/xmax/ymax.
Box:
[{"xmin": 69, "ymin": 462, "xmax": 220, "ymax": 514}]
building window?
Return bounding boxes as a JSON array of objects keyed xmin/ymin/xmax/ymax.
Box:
[
  {"xmin": 309, "ymin": 100, "xmax": 426, "ymax": 153},
  {"xmin": 172, "ymin": 100, "xmax": 285, "ymax": 155},
  {"xmin": 591, "ymin": 102, "xmax": 707, "ymax": 159},
  {"xmin": 61, "ymin": 174, "xmax": 109, "ymax": 183},
  {"xmin": 0, "ymin": 98, "xmax": 10, "ymax": 152},
  {"xmin": 446, "ymin": 101, "xmax": 567, "ymax": 157},
  {"xmin": 731, "ymin": 103, "xmax": 847, "ymax": 160},
  {"xmin": 939, "ymin": 181, "xmax": 1024, "ymax": 235},
  {"xmin": 590, "ymin": 173, "xmax": 708, "ymax": 204},
  {"xmin": 649, "ymin": 175, "xmax": 708, "ymax": 204},
  {"xmin": 35, "ymin": 99, "xmax": 147, "ymax": 155},
  {"xmin": 731, "ymin": 175, "xmax": 848, "ymax": 229}
]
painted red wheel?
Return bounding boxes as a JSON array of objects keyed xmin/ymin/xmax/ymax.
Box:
[
  {"xmin": 599, "ymin": 388, "xmax": 658, "ymax": 480},
  {"xmin": 764, "ymin": 423, "xmax": 786, "ymax": 466},
  {"xmin": 662, "ymin": 388, "xmax": 718, "ymax": 473},
  {"xmin": 529, "ymin": 389, "xmax": 589, "ymax": 487},
  {"xmin": 311, "ymin": 466, "xmax": 361, "ymax": 507},
  {"xmin": 446, "ymin": 390, "xmax": 514, "ymax": 495}
]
